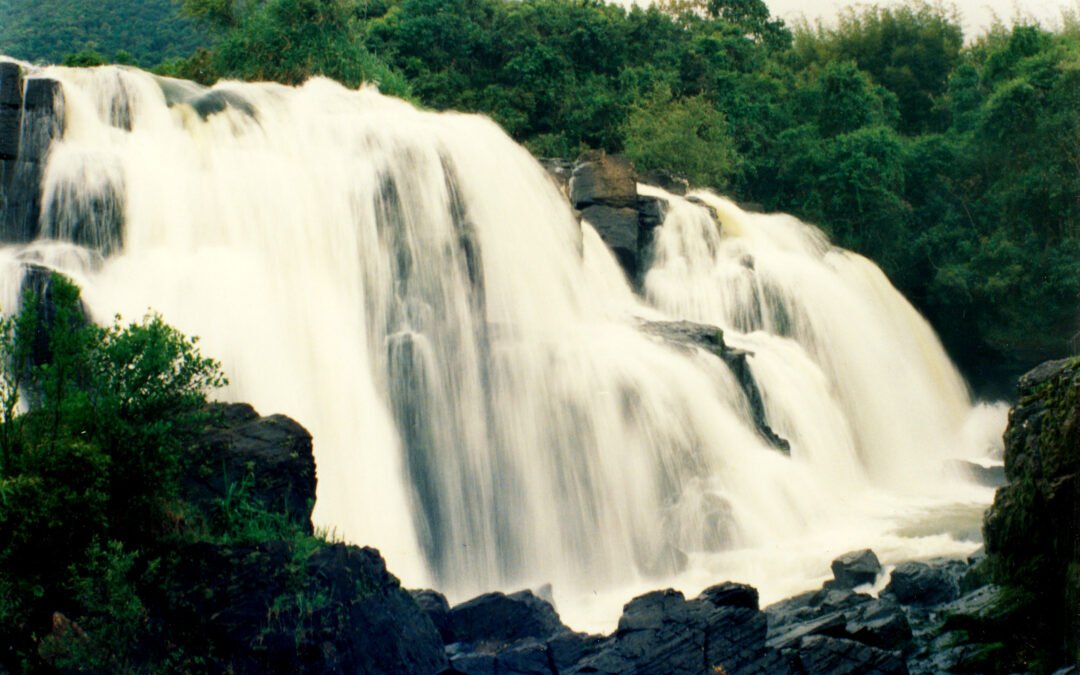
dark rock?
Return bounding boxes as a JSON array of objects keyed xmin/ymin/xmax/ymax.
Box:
[
  {"xmin": 792, "ymin": 635, "xmax": 908, "ymax": 674},
  {"xmin": 699, "ymin": 582, "xmax": 759, "ymax": 611},
  {"xmin": 831, "ymin": 549, "xmax": 882, "ymax": 589},
  {"xmin": 0, "ymin": 107, "xmax": 19, "ymax": 161},
  {"xmin": 0, "ymin": 63, "xmax": 21, "ymax": 161},
  {"xmin": 412, "ymin": 588, "xmax": 452, "ymax": 643},
  {"xmin": 883, "ymin": 560, "xmax": 962, "ymax": 607},
  {"xmin": 1, "ymin": 77, "xmax": 64, "ymax": 243},
  {"xmin": 496, "ymin": 639, "xmax": 552, "ymax": 674},
  {"xmin": 0, "ymin": 62, "xmax": 22, "ymax": 108},
  {"xmin": 638, "ymin": 169, "xmax": 689, "ymax": 195},
  {"xmin": 767, "ymin": 611, "xmax": 849, "ymax": 649},
  {"xmin": 640, "ymin": 320, "xmax": 791, "ymax": 454},
  {"xmin": 190, "ymin": 89, "xmax": 257, "ymax": 121},
  {"xmin": 570, "ymin": 152, "xmax": 637, "ymax": 209},
  {"xmin": 844, "ymin": 598, "xmax": 911, "ymax": 650},
  {"xmin": 449, "ymin": 650, "xmax": 498, "ymax": 674},
  {"xmin": 447, "ymin": 590, "xmax": 565, "ymax": 644},
  {"xmin": 1017, "ymin": 357, "xmax": 1073, "ymax": 391},
  {"xmin": 571, "ymin": 587, "xmax": 775, "ymax": 674},
  {"xmin": 184, "ymin": 402, "xmax": 317, "ymax": 534},
  {"xmin": 581, "ymin": 204, "xmax": 640, "ymax": 278},
  {"xmin": 303, "ymin": 544, "xmax": 448, "ymax": 674},
  {"xmin": 547, "ymin": 631, "xmax": 603, "ymax": 670}
]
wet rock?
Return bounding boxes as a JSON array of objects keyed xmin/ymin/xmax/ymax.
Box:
[
  {"xmin": 570, "ymin": 152, "xmax": 637, "ymax": 209},
  {"xmin": 184, "ymin": 402, "xmax": 317, "ymax": 534},
  {"xmin": 830, "ymin": 549, "xmax": 882, "ymax": 589},
  {"xmin": 581, "ymin": 204, "xmax": 641, "ymax": 278},
  {"xmin": 570, "ymin": 586, "xmax": 775, "ymax": 674},
  {"xmin": 0, "ymin": 62, "xmax": 22, "ymax": 161},
  {"xmin": 641, "ymin": 320, "xmax": 791, "ymax": 454},
  {"xmin": 792, "ymin": 634, "xmax": 908, "ymax": 674},
  {"xmin": 411, "ymin": 588, "xmax": 452, "ymax": 643},
  {"xmin": 844, "ymin": 598, "xmax": 912, "ymax": 650},
  {"xmin": 447, "ymin": 590, "xmax": 565, "ymax": 644},
  {"xmin": 883, "ymin": 560, "xmax": 962, "ymax": 607}
]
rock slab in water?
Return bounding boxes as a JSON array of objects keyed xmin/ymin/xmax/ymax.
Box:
[
  {"xmin": 570, "ymin": 152, "xmax": 637, "ymax": 209},
  {"xmin": 831, "ymin": 549, "xmax": 882, "ymax": 589}
]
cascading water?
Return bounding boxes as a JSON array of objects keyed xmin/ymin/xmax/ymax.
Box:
[{"xmin": 0, "ymin": 60, "xmax": 1007, "ymax": 631}]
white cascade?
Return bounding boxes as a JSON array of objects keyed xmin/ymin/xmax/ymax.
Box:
[{"xmin": 0, "ymin": 62, "xmax": 1006, "ymax": 631}]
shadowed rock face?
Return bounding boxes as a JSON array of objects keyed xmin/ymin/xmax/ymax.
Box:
[{"xmin": 984, "ymin": 357, "xmax": 1080, "ymax": 664}]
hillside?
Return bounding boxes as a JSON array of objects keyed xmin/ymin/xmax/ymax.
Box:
[{"xmin": 0, "ymin": 0, "xmax": 207, "ymax": 65}]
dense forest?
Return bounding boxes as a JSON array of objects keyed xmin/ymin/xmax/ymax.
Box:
[
  {"xmin": 0, "ymin": 0, "xmax": 207, "ymax": 66},
  {"xmin": 2, "ymin": 0, "xmax": 1078, "ymax": 390}
]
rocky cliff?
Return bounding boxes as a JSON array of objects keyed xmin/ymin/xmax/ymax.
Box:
[{"xmin": 985, "ymin": 357, "xmax": 1080, "ymax": 668}]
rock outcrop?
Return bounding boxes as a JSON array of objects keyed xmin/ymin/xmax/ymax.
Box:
[
  {"xmin": 984, "ymin": 357, "xmax": 1080, "ymax": 666},
  {"xmin": 641, "ymin": 319, "xmax": 791, "ymax": 453}
]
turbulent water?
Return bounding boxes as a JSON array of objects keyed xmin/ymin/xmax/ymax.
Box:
[{"xmin": 0, "ymin": 62, "xmax": 1007, "ymax": 631}]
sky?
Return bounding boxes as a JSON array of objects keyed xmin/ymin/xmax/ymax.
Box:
[{"xmin": 612, "ymin": 0, "xmax": 1079, "ymax": 39}]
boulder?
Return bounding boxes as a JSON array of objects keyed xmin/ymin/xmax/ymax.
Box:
[
  {"xmin": 411, "ymin": 588, "xmax": 452, "ymax": 643},
  {"xmin": 883, "ymin": 560, "xmax": 962, "ymax": 607},
  {"xmin": 570, "ymin": 152, "xmax": 637, "ymax": 209},
  {"xmin": 830, "ymin": 549, "xmax": 882, "ymax": 589},
  {"xmin": 184, "ymin": 402, "xmax": 317, "ymax": 534},
  {"xmin": 844, "ymin": 598, "xmax": 912, "ymax": 650},
  {"xmin": 447, "ymin": 590, "xmax": 565, "ymax": 645},
  {"xmin": 570, "ymin": 586, "xmax": 776, "ymax": 674}
]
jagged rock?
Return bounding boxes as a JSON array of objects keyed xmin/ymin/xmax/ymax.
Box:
[
  {"xmin": 844, "ymin": 598, "xmax": 912, "ymax": 650},
  {"xmin": 570, "ymin": 152, "xmax": 637, "ymax": 209},
  {"xmin": 569, "ymin": 586, "xmax": 776, "ymax": 674},
  {"xmin": 548, "ymin": 631, "xmax": 604, "ymax": 670},
  {"xmin": 447, "ymin": 590, "xmax": 565, "ymax": 645},
  {"xmin": 699, "ymin": 582, "xmax": 759, "ymax": 611},
  {"xmin": 830, "ymin": 549, "xmax": 882, "ymax": 589},
  {"xmin": 412, "ymin": 589, "xmax": 453, "ymax": 643},
  {"xmin": 883, "ymin": 560, "xmax": 962, "ymax": 607},
  {"xmin": 791, "ymin": 635, "xmax": 908, "ymax": 674},
  {"xmin": 0, "ymin": 63, "xmax": 22, "ymax": 161},
  {"xmin": 184, "ymin": 402, "xmax": 317, "ymax": 534},
  {"xmin": 169, "ymin": 542, "xmax": 447, "ymax": 674},
  {"xmin": 581, "ymin": 204, "xmax": 641, "ymax": 278},
  {"xmin": 18, "ymin": 265, "xmax": 90, "ymax": 372},
  {"xmin": 640, "ymin": 320, "xmax": 791, "ymax": 453}
]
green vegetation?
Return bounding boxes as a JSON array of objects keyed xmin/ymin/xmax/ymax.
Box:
[
  {"xmin": 0, "ymin": 275, "xmax": 333, "ymax": 671},
  {"xmin": 0, "ymin": 0, "xmax": 206, "ymax": 67}
]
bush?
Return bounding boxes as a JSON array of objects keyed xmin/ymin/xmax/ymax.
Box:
[{"xmin": 0, "ymin": 274, "xmax": 226, "ymax": 667}]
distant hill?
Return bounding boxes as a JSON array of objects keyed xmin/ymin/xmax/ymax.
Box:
[{"xmin": 0, "ymin": 0, "xmax": 207, "ymax": 66}]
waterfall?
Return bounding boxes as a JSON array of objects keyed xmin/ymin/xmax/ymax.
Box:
[{"xmin": 0, "ymin": 61, "xmax": 1007, "ymax": 631}]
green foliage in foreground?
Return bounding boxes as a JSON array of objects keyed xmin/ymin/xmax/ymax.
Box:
[{"xmin": 0, "ymin": 276, "xmax": 331, "ymax": 671}]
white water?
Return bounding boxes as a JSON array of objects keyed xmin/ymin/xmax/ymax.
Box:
[{"xmin": 0, "ymin": 62, "xmax": 1007, "ymax": 632}]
